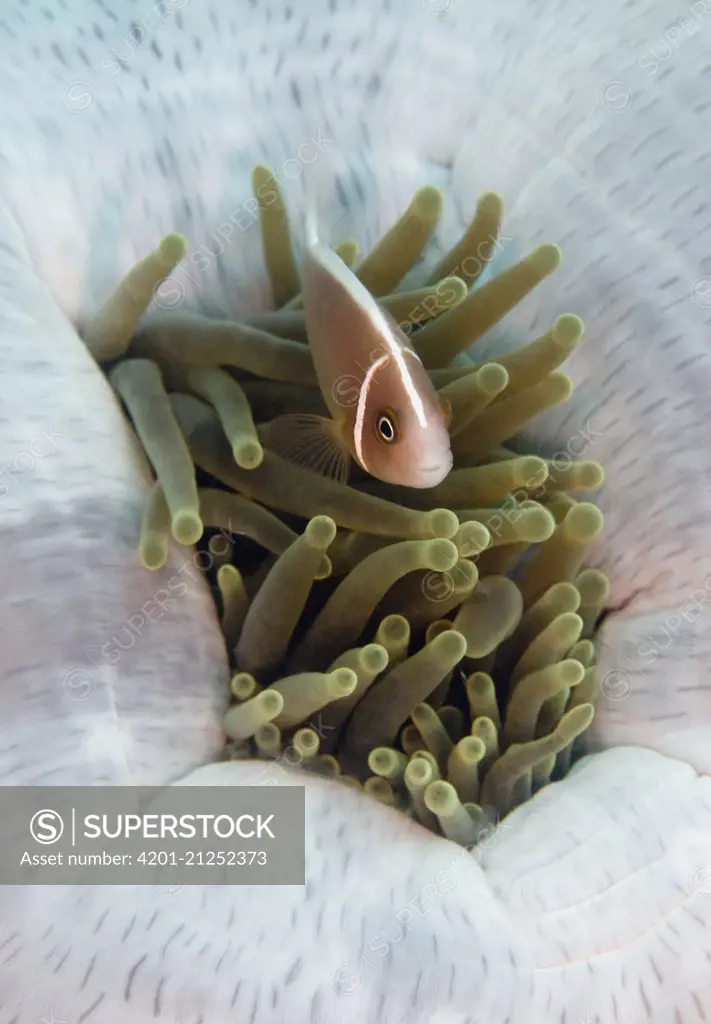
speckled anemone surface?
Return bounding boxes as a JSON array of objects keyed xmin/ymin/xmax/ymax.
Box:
[
  {"xmin": 90, "ymin": 167, "xmax": 608, "ymax": 841},
  {"xmin": 2, "ymin": 0, "xmax": 711, "ymax": 1021}
]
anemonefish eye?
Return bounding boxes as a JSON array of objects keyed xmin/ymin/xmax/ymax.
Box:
[{"xmin": 375, "ymin": 410, "xmax": 397, "ymax": 445}]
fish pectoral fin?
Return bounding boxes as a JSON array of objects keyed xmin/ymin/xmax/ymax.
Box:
[
  {"xmin": 257, "ymin": 414, "xmax": 351, "ymax": 485},
  {"xmin": 438, "ymin": 394, "xmax": 453, "ymax": 429}
]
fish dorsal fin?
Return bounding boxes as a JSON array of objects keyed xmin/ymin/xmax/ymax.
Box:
[
  {"xmin": 304, "ymin": 204, "xmax": 320, "ymax": 251},
  {"xmin": 258, "ymin": 414, "xmax": 351, "ymax": 485},
  {"xmin": 304, "ymin": 224, "xmax": 393, "ymax": 343}
]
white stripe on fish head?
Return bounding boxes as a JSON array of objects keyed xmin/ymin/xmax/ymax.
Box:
[
  {"xmin": 368, "ymin": 307, "xmax": 428, "ymax": 429},
  {"xmin": 353, "ymin": 353, "xmax": 389, "ymax": 471}
]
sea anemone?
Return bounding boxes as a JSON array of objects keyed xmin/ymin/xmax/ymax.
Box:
[{"xmin": 84, "ymin": 165, "xmax": 606, "ymax": 845}]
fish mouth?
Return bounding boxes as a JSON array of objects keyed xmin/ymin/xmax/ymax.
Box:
[{"xmin": 411, "ymin": 461, "xmax": 452, "ymax": 488}]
